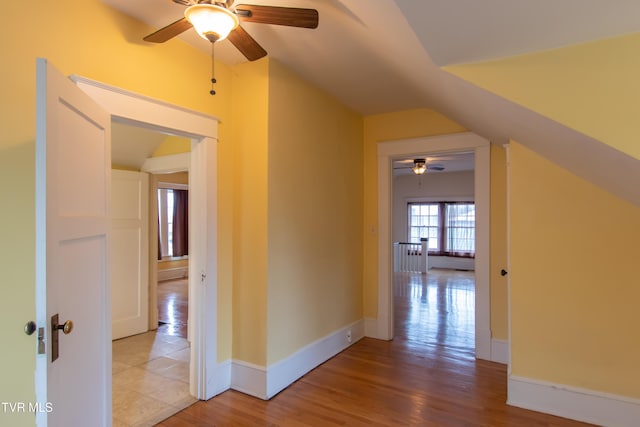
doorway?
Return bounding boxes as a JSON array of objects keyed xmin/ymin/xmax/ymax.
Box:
[
  {"xmin": 110, "ymin": 124, "xmax": 194, "ymax": 424},
  {"xmin": 71, "ymin": 75, "xmax": 222, "ymax": 401},
  {"xmin": 156, "ymin": 173, "xmax": 190, "ymax": 338},
  {"xmin": 376, "ymin": 132, "xmax": 492, "ymax": 360},
  {"xmin": 391, "ymin": 151, "xmax": 477, "ymax": 353}
]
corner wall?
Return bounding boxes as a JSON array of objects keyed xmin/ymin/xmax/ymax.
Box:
[
  {"xmin": 267, "ymin": 60, "xmax": 364, "ymax": 366},
  {"xmin": 231, "ymin": 59, "xmax": 270, "ymax": 366},
  {"xmin": 226, "ymin": 59, "xmax": 365, "ymax": 399}
]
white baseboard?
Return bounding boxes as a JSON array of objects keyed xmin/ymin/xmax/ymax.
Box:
[
  {"xmin": 490, "ymin": 339, "xmax": 509, "ymax": 364},
  {"xmin": 230, "ymin": 319, "xmax": 365, "ymax": 400},
  {"xmin": 231, "ymin": 360, "xmax": 267, "ymax": 399},
  {"xmin": 157, "ymin": 266, "xmax": 188, "ymax": 281},
  {"xmin": 508, "ymin": 375, "xmax": 640, "ymax": 427},
  {"xmin": 364, "ymin": 317, "xmax": 382, "ymax": 339},
  {"xmin": 206, "ymin": 359, "xmax": 232, "ymax": 400}
]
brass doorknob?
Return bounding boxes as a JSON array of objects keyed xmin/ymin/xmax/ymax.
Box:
[{"xmin": 57, "ymin": 320, "xmax": 74, "ymax": 335}]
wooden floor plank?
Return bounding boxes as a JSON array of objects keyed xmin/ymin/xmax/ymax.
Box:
[{"xmin": 157, "ymin": 270, "xmax": 593, "ymax": 426}]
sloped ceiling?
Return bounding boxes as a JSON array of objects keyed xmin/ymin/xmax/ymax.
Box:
[
  {"xmin": 102, "ymin": 0, "xmax": 640, "ymax": 205},
  {"xmin": 111, "ymin": 122, "xmax": 167, "ymax": 169},
  {"xmin": 103, "ymin": 0, "xmax": 640, "ymax": 115}
]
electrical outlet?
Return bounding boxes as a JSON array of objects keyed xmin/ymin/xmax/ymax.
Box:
[{"xmin": 346, "ymin": 329, "xmax": 352, "ymax": 343}]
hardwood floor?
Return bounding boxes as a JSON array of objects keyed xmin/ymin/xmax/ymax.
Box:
[
  {"xmin": 157, "ymin": 278, "xmax": 189, "ymax": 338},
  {"xmin": 157, "ymin": 270, "xmax": 593, "ymax": 426}
]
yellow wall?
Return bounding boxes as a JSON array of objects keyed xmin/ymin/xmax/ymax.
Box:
[
  {"xmin": 0, "ymin": 1, "xmax": 234, "ymax": 423},
  {"xmin": 152, "ymin": 135, "xmax": 191, "ymax": 157},
  {"xmin": 509, "ymin": 141, "xmax": 640, "ymax": 397},
  {"xmin": 446, "ymin": 32, "xmax": 640, "ymax": 399},
  {"xmin": 230, "ymin": 59, "xmax": 270, "ymax": 365},
  {"xmin": 156, "ymin": 171, "xmax": 189, "ymax": 185},
  {"xmin": 446, "ymin": 32, "xmax": 640, "ymax": 160},
  {"xmin": 266, "ymin": 61, "xmax": 364, "ymax": 364}
]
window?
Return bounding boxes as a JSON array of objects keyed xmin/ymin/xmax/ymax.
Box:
[
  {"xmin": 408, "ymin": 202, "xmax": 475, "ymax": 257},
  {"xmin": 408, "ymin": 203, "xmax": 440, "ymax": 251},
  {"xmin": 158, "ymin": 188, "xmax": 175, "ymax": 258},
  {"xmin": 445, "ymin": 203, "xmax": 475, "ymax": 255},
  {"xmin": 158, "ymin": 184, "xmax": 189, "ymax": 259}
]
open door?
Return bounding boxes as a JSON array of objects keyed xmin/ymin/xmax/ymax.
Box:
[
  {"xmin": 111, "ymin": 169, "xmax": 149, "ymax": 340},
  {"xmin": 35, "ymin": 59, "xmax": 111, "ymax": 426}
]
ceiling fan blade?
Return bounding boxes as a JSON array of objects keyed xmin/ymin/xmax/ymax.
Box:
[
  {"xmin": 227, "ymin": 26, "xmax": 267, "ymax": 61},
  {"xmin": 143, "ymin": 17, "xmax": 193, "ymax": 43},
  {"xmin": 235, "ymin": 4, "xmax": 319, "ymax": 28}
]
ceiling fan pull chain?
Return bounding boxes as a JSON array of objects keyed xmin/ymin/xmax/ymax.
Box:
[{"xmin": 210, "ymin": 42, "xmax": 217, "ymax": 95}]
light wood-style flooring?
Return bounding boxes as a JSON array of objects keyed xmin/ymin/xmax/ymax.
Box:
[{"xmin": 156, "ymin": 269, "xmax": 593, "ymax": 426}]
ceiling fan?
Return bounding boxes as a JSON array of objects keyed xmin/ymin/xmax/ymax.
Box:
[
  {"xmin": 394, "ymin": 158, "xmax": 447, "ymax": 175},
  {"xmin": 143, "ymin": 0, "xmax": 319, "ymax": 62}
]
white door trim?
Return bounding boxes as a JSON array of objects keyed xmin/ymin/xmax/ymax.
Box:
[
  {"xmin": 375, "ymin": 132, "xmax": 492, "ymax": 361},
  {"xmin": 70, "ymin": 75, "xmax": 220, "ymax": 399}
]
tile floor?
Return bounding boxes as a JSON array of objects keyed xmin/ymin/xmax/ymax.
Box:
[
  {"xmin": 112, "ymin": 278, "xmax": 194, "ymax": 426},
  {"xmin": 112, "ymin": 331, "xmax": 195, "ymax": 426}
]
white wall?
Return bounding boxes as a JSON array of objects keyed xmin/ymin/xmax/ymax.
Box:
[{"xmin": 392, "ymin": 170, "xmax": 475, "ymax": 269}]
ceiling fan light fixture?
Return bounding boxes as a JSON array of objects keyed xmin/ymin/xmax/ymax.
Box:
[
  {"xmin": 185, "ymin": 4, "xmax": 239, "ymax": 43},
  {"xmin": 412, "ymin": 159, "xmax": 427, "ymax": 175}
]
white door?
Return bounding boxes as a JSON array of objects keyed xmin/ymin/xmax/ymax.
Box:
[
  {"xmin": 111, "ymin": 169, "xmax": 149, "ymax": 340},
  {"xmin": 35, "ymin": 59, "xmax": 111, "ymax": 426}
]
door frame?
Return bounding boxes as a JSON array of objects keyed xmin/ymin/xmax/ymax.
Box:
[
  {"xmin": 71, "ymin": 75, "xmax": 220, "ymax": 399},
  {"xmin": 143, "ymin": 155, "xmax": 189, "ymax": 340},
  {"xmin": 376, "ymin": 132, "xmax": 492, "ymax": 361}
]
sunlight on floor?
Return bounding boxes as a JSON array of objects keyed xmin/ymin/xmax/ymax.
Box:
[{"xmin": 394, "ymin": 269, "xmax": 475, "ymax": 352}]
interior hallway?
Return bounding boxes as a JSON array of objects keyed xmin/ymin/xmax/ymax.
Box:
[
  {"xmin": 112, "ymin": 279, "xmax": 192, "ymax": 427},
  {"xmin": 157, "ymin": 269, "xmax": 593, "ymax": 426}
]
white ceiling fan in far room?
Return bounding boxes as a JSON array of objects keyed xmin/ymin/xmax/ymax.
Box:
[{"xmin": 392, "ymin": 152, "xmax": 474, "ymax": 176}]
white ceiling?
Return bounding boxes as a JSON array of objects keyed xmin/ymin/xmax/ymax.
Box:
[
  {"xmin": 102, "ymin": 0, "xmax": 640, "ymax": 116},
  {"xmin": 111, "ymin": 122, "xmax": 169, "ymax": 169},
  {"xmin": 404, "ymin": 0, "xmax": 640, "ymax": 67}
]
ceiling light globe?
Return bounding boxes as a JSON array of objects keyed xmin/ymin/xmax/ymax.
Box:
[
  {"xmin": 185, "ymin": 4, "xmax": 239, "ymax": 43},
  {"xmin": 412, "ymin": 159, "xmax": 427, "ymax": 175}
]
